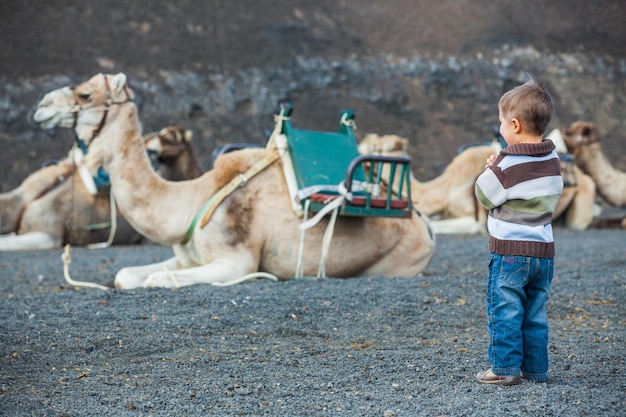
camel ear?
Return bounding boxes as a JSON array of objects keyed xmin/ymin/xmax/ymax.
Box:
[
  {"xmin": 110, "ymin": 73, "xmax": 128, "ymax": 94},
  {"xmin": 546, "ymin": 128, "xmax": 567, "ymax": 153},
  {"xmin": 400, "ymin": 137, "xmax": 409, "ymax": 151}
]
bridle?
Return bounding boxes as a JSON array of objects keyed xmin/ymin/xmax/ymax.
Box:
[
  {"xmin": 64, "ymin": 73, "xmax": 132, "ymax": 247},
  {"xmin": 70, "ymin": 73, "xmax": 133, "ymax": 144}
]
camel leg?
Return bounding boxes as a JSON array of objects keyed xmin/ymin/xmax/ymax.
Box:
[
  {"xmin": 114, "ymin": 255, "xmax": 259, "ymax": 289},
  {"xmin": 143, "ymin": 258, "xmax": 258, "ymax": 289},
  {"xmin": 565, "ymin": 175, "xmax": 597, "ymax": 231},
  {"xmin": 114, "ymin": 257, "xmax": 182, "ymax": 289},
  {"xmin": 0, "ymin": 232, "xmax": 61, "ymax": 251}
]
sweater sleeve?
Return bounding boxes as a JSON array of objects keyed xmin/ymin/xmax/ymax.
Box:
[{"xmin": 475, "ymin": 167, "xmax": 507, "ymax": 209}]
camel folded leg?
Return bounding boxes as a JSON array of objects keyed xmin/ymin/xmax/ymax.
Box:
[
  {"xmin": 114, "ymin": 256, "xmax": 268, "ymax": 289},
  {"xmin": 143, "ymin": 258, "xmax": 268, "ymax": 288},
  {"xmin": 114, "ymin": 257, "xmax": 181, "ymax": 289},
  {"xmin": 564, "ymin": 174, "xmax": 597, "ymax": 231},
  {"xmin": 0, "ymin": 232, "xmax": 61, "ymax": 251}
]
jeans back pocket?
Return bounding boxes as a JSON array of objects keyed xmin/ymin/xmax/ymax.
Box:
[{"xmin": 499, "ymin": 255, "xmax": 530, "ymax": 286}]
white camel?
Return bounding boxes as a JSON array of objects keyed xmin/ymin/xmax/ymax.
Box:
[
  {"xmin": 33, "ymin": 72, "xmax": 435, "ymax": 289},
  {"xmin": 0, "ymin": 125, "xmax": 201, "ymax": 251},
  {"xmin": 359, "ymin": 133, "xmax": 597, "ymax": 233},
  {"xmin": 562, "ymin": 121, "xmax": 626, "ymax": 206}
]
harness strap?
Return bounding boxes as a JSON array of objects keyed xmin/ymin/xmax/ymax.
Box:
[
  {"xmin": 86, "ymin": 189, "xmax": 118, "ymax": 249},
  {"xmin": 181, "ymin": 151, "xmax": 281, "ymax": 244}
]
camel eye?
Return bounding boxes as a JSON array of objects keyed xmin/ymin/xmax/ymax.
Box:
[
  {"xmin": 77, "ymin": 93, "xmax": 91, "ymax": 101},
  {"xmin": 582, "ymin": 127, "xmax": 590, "ymax": 136}
]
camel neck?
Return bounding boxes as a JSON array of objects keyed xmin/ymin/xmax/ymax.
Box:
[
  {"xmin": 163, "ymin": 149, "xmax": 203, "ymax": 181},
  {"xmin": 91, "ymin": 102, "xmax": 211, "ymax": 245},
  {"xmin": 576, "ymin": 143, "xmax": 624, "ymax": 205}
]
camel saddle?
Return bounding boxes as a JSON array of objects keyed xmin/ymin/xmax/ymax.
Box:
[{"xmin": 270, "ymin": 102, "xmax": 413, "ymax": 219}]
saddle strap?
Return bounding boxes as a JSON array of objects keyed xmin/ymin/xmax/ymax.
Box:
[{"xmin": 181, "ymin": 151, "xmax": 281, "ymax": 244}]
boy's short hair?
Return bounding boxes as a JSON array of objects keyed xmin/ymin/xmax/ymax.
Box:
[{"xmin": 499, "ymin": 74, "xmax": 554, "ymax": 136}]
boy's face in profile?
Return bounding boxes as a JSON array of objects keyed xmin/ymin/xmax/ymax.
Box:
[{"xmin": 498, "ymin": 107, "xmax": 518, "ymax": 146}]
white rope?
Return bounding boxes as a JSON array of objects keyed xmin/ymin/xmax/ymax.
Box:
[
  {"xmin": 266, "ymin": 111, "xmax": 291, "ymax": 148},
  {"xmin": 340, "ymin": 113, "xmax": 357, "ymax": 130},
  {"xmin": 211, "ymin": 272, "xmax": 279, "ymax": 287},
  {"xmin": 73, "ymin": 146, "xmax": 98, "ymax": 196},
  {"xmin": 87, "ymin": 190, "xmax": 117, "ymax": 249},
  {"xmin": 298, "ymin": 195, "xmax": 345, "ymax": 231},
  {"xmin": 162, "ymin": 267, "xmax": 180, "ymax": 288},
  {"xmin": 61, "ymin": 244, "xmax": 110, "ymax": 291},
  {"xmin": 295, "ymin": 199, "xmax": 310, "ymax": 278},
  {"xmin": 274, "ymin": 133, "xmax": 303, "ymax": 216},
  {"xmin": 317, "ymin": 204, "xmax": 339, "ymax": 278},
  {"xmin": 296, "ymin": 181, "xmax": 353, "ymax": 277}
]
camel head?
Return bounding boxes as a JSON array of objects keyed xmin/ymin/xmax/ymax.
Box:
[
  {"xmin": 144, "ymin": 125, "xmax": 194, "ymax": 160},
  {"xmin": 143, "ymin": 125, "xmax": 203, "ymax": 181},
  {"xmin": 33, "ymin": 73, "xmax": 135, "ymax": 146},
  {"xmin": 561, "ymin": 121, "xmax": 600, "ymax": 153},
  {"xmin": 357, "ymin": 134, "xmax": 418, "ymax": 190},
  {"xmin": 358, "ymin": 133, "xmax": 410, "ymax": 156}
]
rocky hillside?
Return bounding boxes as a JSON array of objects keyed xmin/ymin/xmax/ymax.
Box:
[{"xmin": 1, "ymin": 0, "xmax": 624, "ymax": 191}]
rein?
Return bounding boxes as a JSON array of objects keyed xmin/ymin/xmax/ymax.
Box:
[
  {"xmin": 65, "ymin": 73, "xmax": 132, "ymax": 246},
  {"xmin": 69, "ymin": 73, "xmax": 134, "ymax": 191}
]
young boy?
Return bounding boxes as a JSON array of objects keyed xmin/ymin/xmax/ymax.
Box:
[{"xmin": 474, "ymin": 74, "xmax": 563, "ymax": 385}]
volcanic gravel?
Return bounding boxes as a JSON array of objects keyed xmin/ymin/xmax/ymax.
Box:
[{"xmin": 0, "ymin": 229, "xmax": 624, "ymax": 416}]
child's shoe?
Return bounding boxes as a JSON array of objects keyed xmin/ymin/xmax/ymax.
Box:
[{"xmin": 476, "ymin": 369, "xmax": 521, "ymax": 386}]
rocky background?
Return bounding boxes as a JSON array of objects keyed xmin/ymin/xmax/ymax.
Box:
[{"xmin": 1, "ymin": 0, "xmax": 625, "ymax": 191}]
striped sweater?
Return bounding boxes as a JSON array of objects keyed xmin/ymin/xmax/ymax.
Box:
[{"xmin": 475, "ymin": 140, "xmax": 563, "ymax": 258}]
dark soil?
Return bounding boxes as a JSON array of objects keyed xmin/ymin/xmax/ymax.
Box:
[{"xmin": 0, "ymin": 229, "xmax": 624, "ymax": 416}]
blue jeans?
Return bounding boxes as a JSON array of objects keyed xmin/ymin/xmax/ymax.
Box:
[{"xmin": 486, "ymin": 252, "xmax": 554, "ymax": 382}]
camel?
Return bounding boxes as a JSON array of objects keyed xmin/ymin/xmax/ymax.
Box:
[
  {"xmin": 358, "ymin": 133, "xmax": 597, "ymax": 233},
  {"xmin": 359, "ymin": 134, "xmax": 496, "ymax": 234},
  {"xmin": 32, "ymin": 72, "xmax": 435, "ymax": 289},
  {"xmin": 0, "ymin": 125, "xmax": 201, "ymax": 251},
  {"xmin": 561, "ymin": 121, "xmax": 626, "ymax": 206},
  {"xmin": 144, "ymin": 125, "xmax": 203, "ymax": 181}
]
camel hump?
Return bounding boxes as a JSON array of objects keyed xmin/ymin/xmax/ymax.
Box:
[{"xmin": 209, "ymin": 143, "xmax": 264, "ymax": 170}]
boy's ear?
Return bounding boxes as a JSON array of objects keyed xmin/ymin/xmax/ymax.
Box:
[{"xmin": 511, "ymin": 118, "xmax": 522, "ymax": 133}]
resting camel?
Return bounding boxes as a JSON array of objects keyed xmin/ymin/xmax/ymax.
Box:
[
  {"xmin": 145, "ymin": 125, "xmax": 203, "ymax": 181},
  {"xmin": 0, "ymin": 125, "xmax": 201, "ymax": 251},
  {"xmin": 359, "ymin": 134, "xmax": 497, "ymax": 234},
  {"xmin": 33, "ymin": 72, "xmax": 435, "ymax": 289},
  {"xmin": 562, "ymin": 121, "xmax": 626, "ymax": 206},
  {"xmin": 359, "ymin": 133, "xmax": 597, "ymax": 233}
]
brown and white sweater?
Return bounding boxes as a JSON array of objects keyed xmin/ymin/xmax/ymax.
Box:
[{"xmin": 475, "ymin": 140, "xmax": 564, "ymax": 258}]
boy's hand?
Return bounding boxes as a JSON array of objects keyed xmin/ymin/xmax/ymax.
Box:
[{"xmin": 485, "ymin": 154, "xmax": 497, "ymax": 168}]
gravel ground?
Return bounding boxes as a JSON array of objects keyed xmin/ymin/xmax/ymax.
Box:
[{"xmin": 0, "ymin": 229, "xmax": 624, "ymax": 416}]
